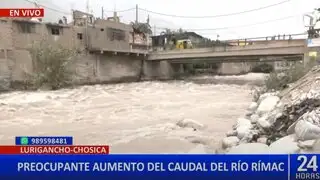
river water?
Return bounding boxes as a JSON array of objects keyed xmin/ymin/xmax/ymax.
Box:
[{"xmin": 0, "ymin": 73, "xmax": 265, "ymax": 153}]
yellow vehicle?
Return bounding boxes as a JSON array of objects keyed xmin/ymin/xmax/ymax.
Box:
[{"xmin": 176, "ymin": 39, "xmax": 193, "ymax": 49}]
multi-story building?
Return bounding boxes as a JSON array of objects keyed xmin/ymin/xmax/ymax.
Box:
[{"xmin": 0, "ymin": 10, "xmax": 151, "ymax": 88}]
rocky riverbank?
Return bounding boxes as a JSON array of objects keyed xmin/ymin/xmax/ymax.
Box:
[{"xmin": 216, "ymin": 66, "xmax": 320, "ymax": 154}]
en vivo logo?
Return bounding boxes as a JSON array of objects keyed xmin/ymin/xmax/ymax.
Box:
[{"xmin": 0, "ymin": 8, "xmax": 44, "ymax": 17}]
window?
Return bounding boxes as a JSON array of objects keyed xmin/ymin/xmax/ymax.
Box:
[
  {"xmin": 77, "ymin": 33, "xmax": 83, "ymax": 40},
  {"xmin": 16, "ymin": 22, "xmax": 35, "ymax": 33},
  {"xmin": 51, "ymin": 28, "xmax": 60, "ymax": 35},
  {"xmin": 107, "ymin": 28, "xmax": 125, "ymax": 41}
]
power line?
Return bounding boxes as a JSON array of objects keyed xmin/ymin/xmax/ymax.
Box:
[
  {"xmin": 105, "ymin": 8, "xmax": 135, "ymax": 13},
  {"xmin": 222, "ymin": 32, "xmax": 307, "ymax": 41},
  {"xmin": 22, "ymin": 0, "xmax": 135, "ymax": 15},
  {"xmin": 154, "ymin": 14, "xmax": 301, "ymax": 31},
  {"xmin": 139, "ymin": 0, "xmax": 290, "ymax": 18},
  {"xmin": 23, "ymin": 0, "xmax": 71, "ymax": 15}
]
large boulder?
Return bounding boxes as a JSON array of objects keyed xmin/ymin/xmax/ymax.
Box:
[
  {"xmin": 236, "ymin": 125, "xmax": 252, "ymax": 139},
  {"xmin": 239, "ymin": 129, "xmax": 260, "ymax": 143},
  {"xmin": 257, "ymin": 115, "xmax": 272, "ymax": 129},
  {"xmin": 268, "ymin": 135, "xmax": 300, "ymax": 154},
  {"xmin": 226, "ymin": 130, "xmax": 237, "ymax": 137},
  {"xmin": 234, "ymin": 118, "xmax": 252, "ymax": 139},
  {"xmin": 298, "ymin": 140, "xmax": 316, "ymax": 149},
  {"xmin": 222, "ymin": 136, "xmax": 239, "ymax": 149},
  {"xmin": 247, "ymin": 102, "xmax": 258, "ymax": 112},
  {"xmin": 257, "ymin": 92, "xmax": 277, "ymax": 104},
  {"xmin": 250, "ymin": 114, "xmax": 259, "ymax": 124},
  {"xmin": 287, "ymin": 121, "xmax": 298, "ymax": 134},
  {"xmin": 295, "ymin": 120, "xmax": 320, "ymax": 141},
  {"xmin": 257, "ymin": 137, "xmax": 268, "ymax": 144},
  {"xmin": 226, "ymin": 143, "xmax": 269, "ymax": 154},
  {"xmin": 299, "ymin": 139, "xmax": 320, "ymax": 153},
  {"xmin": 256, "ymin": 95, "xmax": 280, "ymax": 115},
  {"xmin": 234, "ymin": 118, "xmax": 252, "ymax": 128}
]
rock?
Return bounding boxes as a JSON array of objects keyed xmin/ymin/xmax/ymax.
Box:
[
  {"xmin": 187, "ymin": 145, "xmax": 207, "ymax": 154},
  {"xmin": 239, "ymin": 129, "xmax": 260, "ymax": 143},
  {"xmin": 222, "ymin": 136, "xmax": 239, "ymax": 149},
  {"xmin": 276, "ymin": 102, "xmax": 283, "ymax": 108},
  {"xmin": 248, "ymin": 102, "xmax": 258, "ymax": 112},
  {"xmin": 176, "ymin": 119, "xmax": 205, "ymax": 130},
  {"xmin": 236, "ymin": 125, "xmax": 252, "ymax": 139},
  {"xmin": 257, "ymin": 95, "xmax": 280, "ymax": 115},
  {"xmin": 257, "ymin": 93, "xmax": 269, "ymax": 104},
  {"xmin": 298, "ymin": 139, "xmax": 320, "ymax": 153},
  {"xmin": 295, "ymin": 120, "xmax": 320, "ymax": 141},
  {"xmin": 287, "ymin": 121, "xmax": 298, "ymax": 134},
  {"xmin": 226, "ymin": 143, "xmax": 269, "ymax": 154},
  {"xmin": 250, "ymin": 114, "xmax": 259, "ymax": 123},
  {"xmin": 299, "ymin": 108, "xmax": 320, "ymax": 126},
  {"xmin": 309, "ymin": 139, "xmax": 320, "ymax": 153},
  {"xmin": 298, "ymin": 140, "xmax": 316, "ymax": 149},
  {"xmin": 234, "ymin": 118, "xmax": 251, "ymax": 128},
  {"xmin": 257, "ymin": 92, "xmax": 276, "ymax": 104},
  {"xmin": 226, "ymin": 130, "xmax": 237, "ymax": 137},
  {"xmin": 257, "ymin": 116, "xmax": 272, "ymax": 129},
  {"xmin": 245, "ymin": 111, "xmax": 253, "ymax": 118},
  {"xmin": 268, "ymin": 135, "xmax": 299, "ymax": 154},
  {"xmin": 257, "ymin": 137, "xmax": 268, "ymax": 144}
]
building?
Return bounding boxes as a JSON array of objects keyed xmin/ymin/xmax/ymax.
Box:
[
  {"xmin": 0, "ymin": 10, "xmax": 151, "ymax": 88},
  {"xmin": 130, "ymin": 22, "xmax": 152, "ymax": 51}
]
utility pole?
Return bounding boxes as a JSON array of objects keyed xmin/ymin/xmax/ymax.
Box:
[
  {"xmin": 135, "ymin": 4, "xmax": 138, "ymax": 23},
  {"xmin": 101, "ymin": 7, "xmax": 104, "ymax": 19},
  {"xmin": 85, "ymin": 0, "xmax": 89, "ymax": 50}
]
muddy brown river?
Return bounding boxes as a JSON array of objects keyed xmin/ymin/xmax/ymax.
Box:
[{"xmin": 0, "ymin": 74, "xmax": 265, "ymax": 153}]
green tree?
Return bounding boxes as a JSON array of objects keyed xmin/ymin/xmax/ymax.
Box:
[{"xmin": 27, "ymin": 40, "xmax": 77, "ymax": 90}]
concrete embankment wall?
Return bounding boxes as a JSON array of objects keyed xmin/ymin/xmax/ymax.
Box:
[
  {"xmin": 142, "ymin": 61, "xmax": 256, "ymax": 79},
  {"xmin": 0, "ymin": 50, "xmax": 145, "ymax": 90},
  {"xmin": 0, "ymin": 50, "xmax": 182, "ymax": 90},
  {"xmin": 217, "ymin": 62, "xmax": 253, "ymax": 75},
  {"xmin": 0, "ymin": 49, "xmax": 264, "ymax": 90},
  {"xmin": 73, "ymin": 54, "xmax": 143, "ymax": 84}
]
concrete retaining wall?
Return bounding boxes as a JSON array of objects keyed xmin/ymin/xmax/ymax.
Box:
[
  {"xmin": 0, "ymin": 50, "xmax": 147, "ymax": 90},
  {"xmin": 0, "ymin": 48, "xmax": 265, "ymax": 91},
  {"xmin": 218, "ymin": 62, "xmax": 253, "ymax": 75},
  {"xmin": 142, "ymin": 61, "xmax": 175, "ymax": 80}
]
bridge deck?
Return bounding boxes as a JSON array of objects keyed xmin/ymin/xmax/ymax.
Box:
[{"xmin": 148, "ymin": 39, "xmax": 306, "ymax": 61}]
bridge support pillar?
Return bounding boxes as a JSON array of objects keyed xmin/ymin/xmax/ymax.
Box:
[
  {"xmin": 142, "ymin": 60, "xmax": 175, "ymax": 80},
  {"xmin": 179, "ymin": 64, "xmax": 184, "ymax": 74},
  {"xmin": 304, "ymin": 52, "xmax": 310, "ymax": 67},
  {"xmin": 218, "ymin": 62, "xmax": 252, "ymax": 75}
]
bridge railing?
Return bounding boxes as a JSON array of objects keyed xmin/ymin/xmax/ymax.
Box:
[
  {"xmin": 151, "ymin": 40, "xmax": 306, "ymax": 54},
  {"xmin": 151, "ymin": 33, "xmax": 307, "ymax": 52}
]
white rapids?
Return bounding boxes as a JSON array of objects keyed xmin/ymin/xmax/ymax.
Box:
[{"xmin": 0, "ymin": 73, "xmax": 265, "ymax": 153}]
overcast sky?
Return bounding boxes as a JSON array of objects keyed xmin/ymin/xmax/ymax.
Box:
[{"xmin": 1, "ymin": 0, "xmax": 320, "ymax": 40}]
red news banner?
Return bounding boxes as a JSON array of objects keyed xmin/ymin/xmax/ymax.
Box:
[
  {"xmin": 0, "ymin": 8, "xmax": 44, "ymax": 17},
  {"xmin": 0, "ymin": 146, "xmax": 109, "ymax": 154}
]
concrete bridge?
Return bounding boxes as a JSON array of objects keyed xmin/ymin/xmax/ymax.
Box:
[{"xmin": 148, "ymin": 39, "xmax": 306, "ymax": 63}]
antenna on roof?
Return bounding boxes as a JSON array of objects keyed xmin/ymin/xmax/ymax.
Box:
[{"xmin": 86, "ymin": 0, "xmax": 89, "ymax": 14}]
